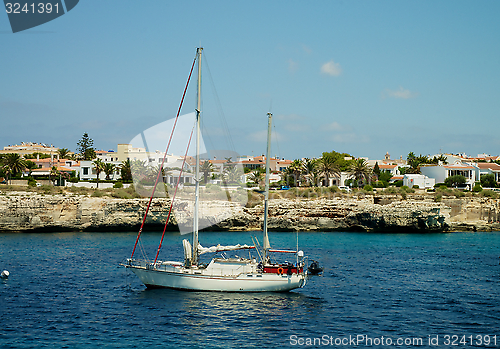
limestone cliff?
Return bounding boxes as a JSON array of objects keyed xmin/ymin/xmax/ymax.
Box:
[{"xmin": 2, "ymin": 191, "xmax": 498, "ymax": 233}]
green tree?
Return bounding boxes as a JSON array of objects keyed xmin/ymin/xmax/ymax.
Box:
[
  {"xmin": 348, "ymin": 158, "xmax": 372, "ymax": 188},
  {"xmin": 77, "ymin": 133, "xmax": 96, "ymax": 161},
  {"xmin": 120, "ymin": 159, "xmax": 132, "ymax": 182},
  {"xmin": 317, "ymin": 152, "xmax": 341, "ymax": 187},
  {"xmin": 280, "ymin": 166, "xmax": 296, "ymax": 187},
  {"xmin": 223, "ymin": 166, "xmax": 242, "ymax": 184},
  {"xmin": 50, "ymin": 166, "xmax": 59, "ymax": 184},
  {"xmin": 25, "ymin": 160, "xmax": 37, "ymax": 176},
  {"xmin": 26, "ymin": 152, "xmax": 50, "ymax": 159},
  {"xmin": 406, "ymin": 152, "xmax": 432, "ymax": 174},
  {"xmin": 287, "ymin": 159, "xmax": 303, "ymax": 187},
  {"xmin": 373, "ymin": 162, "xmax": 381, "ymax": 177},
  {"xmin": 444, "ymin": 175, "xmax": 466, "ymax": 187},
  {"xmin": 378, "ymin": 171, "xmax": 393, "ymax": 185},
  {"xmin": 57, "ymin": 148, "xmax": 71, "ymax": 159},
  {"xmin": 480, "ymin": 174, "xmax": 497, "ymax": 188},
  {"xmin": 92, "ymin": 158, "xmax": 104, "ymax": 188},
  {"xmin": 1, "ymin": 153, "xmax": 27, "ymax": 183},
  {"xmin": 200, "ymin": 161, "xmax": 214, "ymax": 184},
  {"xmin": 301, "ymin": 158, "xmax": 319, "ymax": 187},
  {"xmin": 103, "ymin": 163, "xmax": 116, "ymax": 180},
  {"xmin": 249, "ymin": 169, "xmax": 264, "ymax": 185}
]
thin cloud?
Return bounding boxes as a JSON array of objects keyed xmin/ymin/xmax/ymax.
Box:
[
  {"xmin": 382, "ymin": 86, "xmax": 418, "ymax": 99},
  {"xmin": 275, "ymin": 113, "xmax": 305, "ymax": 121},
  {"xmin": 321, "ymin": 60, "xmax": 342, "ymax": 76},
  {"xmin": 324, "ymin": 121, "xmax": 351, "ymax": 132},
  {"xmin": 301, "ymin": 44, "xmax": 312, "ymax": 54},
  {"xmin": 248, "ymin": 130, "xmax": 285, "ymax": 142},
  {"xmin": 331, "ymin": 133, "xmax": 369, "ymax": 143},
  {"xmin": 284, "ymin": 123, "xmax": 310, "ymax": 132},
  {"xmin": 287, "ymin": 58, "xmax": 298, "ymax": 73}
]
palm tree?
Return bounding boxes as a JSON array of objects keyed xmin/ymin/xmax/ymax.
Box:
[
  {"xmin": 317, "ymin": 154, "xmax": 341, "ymax": 187},
  {"xmin": 50, "ymin": 166, "xmax": 59, "ymax": 184},
  {"xmin": 200, "ymin": 160, "xmax": 213, "ymax": 184},
  {"xmin": 57, "ymin": 148, "xmax": 71, "ymax": 159},
  {"xmin": 92, "ymin": 158, "xmax": 104, "ymax": 188},
  {"xmin": 249, "ymin": 169, "xmax": 264, "ymax": 186},
  {"xmin": 130, "ymin": 159, "xmax": 148, "ymax": 183},
  {"xmin": 1, "ymin": 153, "xmax": 27, "ymax": 184},
  {"xmin": 223, "ymin": 166, "xmax": 242, "ymax": 184},
  {"xmin": 301, "ymin": 158, "xmax": 319, "ymax": 187},
  {"xmin": 280, "ymin": 166, "xmax": 294, "ymax": 187},
  {"xmin": 103, "ymin": 163, "xmax": 116, "ymax": 180},
  {"xmin": 348, "ymin": 158, "xmax": 372, "ymax": 188},
  {"xmin": 287, "ymin": 159, "xmax": 303, "ymax": 187},
  {"xmin": 119, "ymin": 159, "xmax": 132, "ymax": 182}
]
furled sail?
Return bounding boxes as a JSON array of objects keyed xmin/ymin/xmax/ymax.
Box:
[
  {"xmin": 183, "ymin": 239, "xmax": 192, "ymax": 263},
  {"xmin": 198, "ymin": 244, "xmax": 255, "ymax": 255}
]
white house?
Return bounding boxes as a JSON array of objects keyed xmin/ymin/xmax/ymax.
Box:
[
  {"xmin": 403, "ymin": 174, "xmax": 435, "ymax": 189},
  {"xmin": 324, "ymin": 172, "xmax": 352, "ymax": 188},
  {"xmin": 473, "ymin": 162, "xmax": 500, "ymax": 184},
  {"xmin": 420, "ymin": 162, "xmax": 477, "ymax": 189},
  {"xmin": 79, "ymin": 160, "xmax": 122, "ymax": 181},
  {"xmin": 377, "ymin": 164, "xmax": 400, "ymax": 176},
  {"xmin": 164, "ymin": 170, "xmax": 195, "ymax": 185}
]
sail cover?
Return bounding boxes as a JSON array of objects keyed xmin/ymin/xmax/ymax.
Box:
[{"xmin": 198, "ymin": 244, "xmax": 255, "ymax": 255}]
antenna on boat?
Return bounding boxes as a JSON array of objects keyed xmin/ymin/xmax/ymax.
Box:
[{"xmin": 192, "ymin": 47, "xmax": 203, "ymax": 266}]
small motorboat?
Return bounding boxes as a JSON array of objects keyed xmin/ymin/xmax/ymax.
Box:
[{"xmin": 308, "ymin": 261, "xmax": 323, "ymax": 275}]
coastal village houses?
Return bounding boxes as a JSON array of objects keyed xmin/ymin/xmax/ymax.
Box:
[{"xmin": 3, "ymin": 142, "xmax": 500, "ymax": 189}]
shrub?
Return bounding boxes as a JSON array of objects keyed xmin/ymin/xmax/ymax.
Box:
[
  {"xmin": 400, "ymin": 186, "xmax": 415, "ymax": 193},
  {"xmin": 363, "ymin": 184, "xmax": 373, "ymax": 192},
  {"xmin": 372, "ymin": 180, "xmax": 387, "ymax": 188},
  {"xmin": 328, "ymin": 186, "xmax": 339, "ymax": 193},
  {"xmin": 434, "ymin": 194, "xmax": 442, "ymax": 202},
  {"xmin": 383, "ymin": 187, "xmax": 398, "ymax": 194},
  {"xmin": 412, "ymin": 185, "xmax": 419, "ymax": 189},
  {"xmin": 394, "ymin": 180, "xmax": 403, "ymax": 187},
  {"xmin": 481, "ymin": 190, "xmax": 498, "ymax": 199},
  {"xmin": 472, "ymin": 183, "xmax": 483, "ymax": 193},
  {"xmin": 113, "ymin": 181, "xmax": 123, "ymax": 189},
  {"xmin": 91, "ymin": 190, "xmax": 104, "ymax": 197}
]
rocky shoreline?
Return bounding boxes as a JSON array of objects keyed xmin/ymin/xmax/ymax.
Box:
[{"xmin": 1, "ymin": 191, "xmax": 499, "ymax": 233}]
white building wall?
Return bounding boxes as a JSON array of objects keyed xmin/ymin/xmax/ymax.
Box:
[
  {"xmin": 403, "ymin": 174, "xmax": 435, "ymax": 189},
  {"xmin": 78, "ymin": 160, "xmax": 122, "ymax": 181},
  {"xmin": 420, "ymin": 166, "xmax": 447, "ymax": 184}
]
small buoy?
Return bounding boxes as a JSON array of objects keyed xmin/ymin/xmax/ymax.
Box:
[{"xmin": 1, "ymin": 270, "xmax": 9, "ymax": 279}]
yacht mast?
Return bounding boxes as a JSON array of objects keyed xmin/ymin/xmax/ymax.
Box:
[
  {"xmin": 262, "ymin": 112, "xmax": 272, "ymax": 262},
  {"xmin": 192, "ymin": 47, "xmax": 202, "ymax": 265}
]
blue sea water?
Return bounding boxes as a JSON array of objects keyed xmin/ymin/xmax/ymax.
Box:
[{"xmin": 1, "ymin": 231, "xmax": 499, "ymax": 349}]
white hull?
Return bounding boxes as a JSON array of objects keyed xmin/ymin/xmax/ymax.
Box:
[{"xmin": 126, "ymin": 259, "xmax": 306, "ymax": 292}]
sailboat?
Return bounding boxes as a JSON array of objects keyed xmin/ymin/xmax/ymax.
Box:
[{"xmin": 124, "ymin": 48, "xmax": 307, "ymax": 292}]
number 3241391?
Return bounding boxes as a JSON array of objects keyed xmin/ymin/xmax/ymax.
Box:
[{"xmin": 5, "ymin": 3, "xmax": 59, "ymax": 14}]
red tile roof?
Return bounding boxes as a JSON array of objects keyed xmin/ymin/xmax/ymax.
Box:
[{"xmin": 476, "ymin": 163, "xmax": 500, "ymax": 171}]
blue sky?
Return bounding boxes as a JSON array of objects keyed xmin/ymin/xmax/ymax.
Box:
[{"xmin": 1, "ymin": 1, "xmax": 500, "ymax": 161}]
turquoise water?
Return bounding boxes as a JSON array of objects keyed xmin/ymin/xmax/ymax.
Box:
[{"xmin": 1, "ymin": 231, "xmax": 499, "ymax": 348}]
